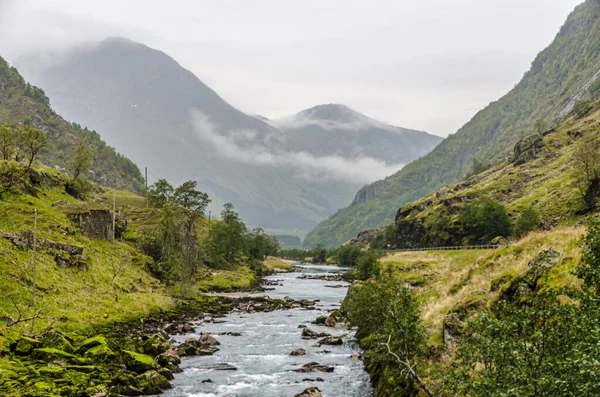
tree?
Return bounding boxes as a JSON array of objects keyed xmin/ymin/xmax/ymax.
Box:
[
  {"xmin": 312, "ymin": 245, "xmax": 328, "ymax": 263},
  {"xmin": 459, "ymin": 200, "xmax": 512, "ymax": 244},
  {"xmin": 21, "ymin": 126, "xmax": 48, "ymax": 169},
  {"xmin": 573, "ymin": 138, "xmax": 600, "ymax": 209},
  {"xmin": 0, "ymin": 125, "xmax": 15, "ymax": 160},
  {"xmin": 332, "ymin": 245, "xmax": 362, "ymax": 267},
  {"xmin": 344, "ymin": 277, "xmax": 433, "ymax": 396},
  {"xmin": 148, "ymin": 179, "xmax": 174, "ymax": 207},
  {"xmin": 70, "ymin": 140, "xmax": 94, "ymax": 180},
  {"xmin": 355, "ymin": 250, "xmax": 383, "ymax": 279},
  {"xmin": 513, "ymin": 205, "xmax": 540, "ymax": 237},
  {"xmin": 206, "ymin": 203, "xmax": 247, "ymax": 267},
  {"xmin": 246, "ymin": 227, "xmax": 280, "ymax": 261},
  {"xmin": 172, "ymin": 180, "xmax": 210, "ymax": 215}
]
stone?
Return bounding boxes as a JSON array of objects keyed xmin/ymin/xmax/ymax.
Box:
[
  {"xmin": 199, "ymin": 333, "xmax": 220, "ymax": 346},
  {"xmin": 156, "ymin": 349, "xmax": 181, "ymax": 367},
  {"xmin": 14, "ymin": 336, "xmax": 42, "ymax": 356},
  {"xmin": 40, "ymin": 330, "xmax": 74, "ymax": 353},
  {"xmin": 324, "ymin": 317, "xmax": 337, "ymax": 327},
  {"xmin": 293, "ymin": 362, "xmax": 334, "ymax": 373},
  {"xmin": 512, "ymin": 135, "xmax": 544, "ymax": 166},
  {"xmin": 204, "ymin": 363, "xmax": 237, "ymax": 371},
  {"xmin": 302, "ymin": 328, "xmax": 330, "ymax": 339},
  {"xmin": 349, "ymin": 352, "xmax": 362, "ymax": 360},
  {"xmin": 67, "ymin": 209, "xmax": 126, "ymax": 241},
  {"xmin": 84, "ymin": 344, "xmax": 116, "ymax": 361},
  {"xmin": 136, "ymin": 370, "xmax": 172, "ymax": 394},
  {"xmin": 196, "ymin": 345, "xmax": 220, "ymax": 356},
  {"xmin": 317, "ymin": 336, "xmax": 343, "ymax": 346},
  {"xmin": 294, "ymin": 387, "xmax": 323, "ymax": 397},
  {"xmin": 31, "ymin": 347, "xmax": 76, "ymax": 362},
  {"xmin": 142, "ymin": 333, "xmax": 170, "ymax": 357},
  {"xmin": 75, "ymin": 335, "xmax": 109, "ymax": 355},
  {"xmin": 290, "ymin": 348, "xmax": 306, "ymax": 356},
  {"xmin": 122, "ymin": 350, "xmax": 160, "ymax": 374}
]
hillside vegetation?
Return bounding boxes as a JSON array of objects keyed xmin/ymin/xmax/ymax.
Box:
[
  {"xmin": 306, "ymin": 0, "xmax": 600, "ymax": 248},
  {"xmin": 0, "ymin": 56, "xmax": 143, "ymax": 192}
]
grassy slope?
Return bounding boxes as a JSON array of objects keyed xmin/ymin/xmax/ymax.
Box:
[
  {"xmin": 390, "ymin": 99, "xmax": 600, "ymax": 244},
  {"xmin": 0, "ymin": 167, "xmax": 254, "ymax": 346},
  {"xmin": 0, "ymin": 56, "xmax": 144, "ymax": 192},
  {"xmin": 306, "ymin": 0, "xmax": 600, "ymax": 248},
  {"xmin": 380, "ymin": 227, "xmax": 584, "ymax": 346}
]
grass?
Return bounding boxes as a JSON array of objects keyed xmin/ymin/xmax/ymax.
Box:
[
  {"xmin": 195, "ymin": 266, "xmax": 256, "ymax": 292},
  {"xmin": 264, "ymin": 256, "xmax": 294, "ymax": 272},
  {"xmin": 379, "ymin": 227, "xmax": 585, "ymax": 346}
]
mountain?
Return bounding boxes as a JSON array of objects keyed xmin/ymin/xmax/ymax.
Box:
[
  {"xmin": 16, "ymin": 38, "xmax": 440, "ymax": 231},
  {"xmin": 0, "ymin": 55, "xmax": 143, "ymax": 191},
  {"xmin": 271, "ymin": 104, "xmax": 440, "ymax": 164},
  {"xmin": 305, "ymin": 0, "xmax": 600, "ymax": 248}
]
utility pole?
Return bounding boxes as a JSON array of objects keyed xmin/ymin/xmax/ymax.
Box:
[
  {"xmin": 112, "ymin": 177, "xmax": 116, "ymax": 242},
  {"xmin": 32, "ymin": 209, "xmax": 37, "ymax": 307},
  {"xmin": 145, "ymin": 167, "xmax": 148, "ymax": 208}
]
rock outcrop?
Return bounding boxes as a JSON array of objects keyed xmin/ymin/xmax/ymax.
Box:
[
  {"xmin": 512, "ymin": 135, "xmax": 544, "ymax": 166},
  {"xmin": 68, "ymin": 209, "xmax": 126, "ymax": 240},
  {"xmin": 294, "ymin": 387, "xmax": 323, "ymax": 397}
]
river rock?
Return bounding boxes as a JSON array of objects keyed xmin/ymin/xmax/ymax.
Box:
[
  {"xmin": 293, "ymin": 362, "xmax": 334, "ymax": 373},
  {"xmin": 290, "ymin": 348, "xmax": 306, "ymax": 356},
  {"xmin": 317, "ymin": 336, "xmax": 343, "ymax": 346},
  {"xmin": 199, "ymin": 333, "xmax": 220, "ymax": 346},
  {"xmin": 136, "ymin": 370, "xmax": 172, "ymax": 394},
  {"xmin": 302, "ymin": 378, "xmax": 324, "ymax": 382},
  {"xmin": 196, "ymin": 345, "xmax": 220, "ymax": 356},
  {"xmin": 122, "ymin": 350, "xmax": 161, "ymax": 374},
  {"xmin": 204, "ymin": 363, "xmax": 238, "ymax": 371},
  {"xmin": 156, "ymin": 349, "xmax": 181, "ymax": 367},
  {"xmin": 302, "ymin": 328, "xmax": 331, "ymax": 339},
  {"xmin": 349, "ymin": 352, "xmax": 362, "ymax": 360},
  {"xmin": 295, "ymin": 387, "xmax": 324, "ymax": 397},
  {"xmin": 324, "ymin": 316, "xmax": 337, "ymax": 327}
]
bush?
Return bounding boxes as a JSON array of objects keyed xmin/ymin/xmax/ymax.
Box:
[
  {"xmin": 513, "ymin": 205, "xmax": 540, "ymax": 237},
  {"xmin": 356, "ymin": 250, "xmax": 383, "ymax": 279},
  {"xmin": 459, "ymin": 200, "xmax": 512, "ymax": 244},
  {"xmin": 65, "ymin": 177, "xmax": 94, "ymax": 200}
]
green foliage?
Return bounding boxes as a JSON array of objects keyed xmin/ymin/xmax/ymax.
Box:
[
  {"xmin": 370, "ymin": 224, "xmax": 396, "ymax": 250},
  {"xmin": 205, "ymin": 203, "xmax": 247, "ymax": 268},
  {"xmin": 572, "ymin": 99, "xmax": 593, "ymax": 119},
  {"xmin": 573, "ymin": 137, "xmax": 600, "ymax": 209},
  {"xmin": 312, "ymin": 245, "xmax": 328, "ymax": 263},
  {"xmin": 65, "ymin": 177, "xmax": 93, "ymax": 200},
  {"xmin": 172, "ymin": 180, "xmax": 210, "ymax": 216},
  {"xmin": 459, "ymin": 200, "xmax": 512, "ymax": 243},
  {"xmin": 577, "ymin": 219, "xmax": 600, "ymax": 292},
  {"xmin": 444, "ymin": 292, "xmax": 600, "ymax": 396},
  {"xmin": 0, "ymin": 160, "xmax": 28, "ymax": 196},
  {"xmin": 70, "ymin": 140, "xmax": 93, "ymax": 180},
  {"xmin": 0, "ymin": 125, "xmax": 15, "ymax": 160},
  {"xmin": 344, "ymin": 276, "xmax": 429, "ymax": 394},
  {"xmin": 465, "ymin": 158, "xmax": 491, "ymax": 179},
  {"xmin": 355, "ymin": 250, "xmax": 383, "ymax": 280},
  {"xmin": 246, "ymin": 227, "xmax": 280, "ymax": 261},
  {"xmin": 148, "ymin": 179, "xmax": 174, "ymax": 207},
  {"xmin": 330, "ymin": 245, "xmax": 362, "ymax": 267},
  {"xmin": 514, "ymin": 205, "xmax": 540, "ymax": 237}
]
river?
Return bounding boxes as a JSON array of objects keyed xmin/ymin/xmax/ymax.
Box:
[{"xmin": 164, "ymin": 263, "xmax": 373, "ymax": 397}]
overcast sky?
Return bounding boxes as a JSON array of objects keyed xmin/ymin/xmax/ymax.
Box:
[{"xmin": 0, "ymin": 0, "xmax": 583, "ymax": 137}]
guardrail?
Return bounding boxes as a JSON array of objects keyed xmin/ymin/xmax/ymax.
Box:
[{"xmin": 387, "ymin": 244, "xmax": 499, "ymax": 253}]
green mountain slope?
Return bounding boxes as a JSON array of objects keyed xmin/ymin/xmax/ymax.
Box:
[
  {"xmin": 0, "ymin": 56, "xmax": 143, "ymax": 192},
  {"xmin": 305, "ymin": 0, "xmax": 600, "ymax": 248}
]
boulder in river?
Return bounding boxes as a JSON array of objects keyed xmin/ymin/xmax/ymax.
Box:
[
  {"xmin": 290, "ymin": 348, "xmax": 306, "ymax": 356},
  {"xmin": 302, "ymin": 328, "xmax": 331, "ymax": 339},
  {"xmin": 204, "ymin": 363, "xmax": 238, "ymax": 371},
  {"xmin": 200, "ymin": 332, "xmax": 221, "ymax": 346},
  {"xmin": 294, "ymin": 387, "xmax": 323, "ymax": 397},
  {"xmin": 349, "ymin": 352, "xmax": 362, "ymax": 360},
  {"xmin": 317, "ymin": 336, "xmax": 343, "ymax": 346},
  {"xmin": 293, "ymin": 362, "xmax": 334, "ymax": 373}
]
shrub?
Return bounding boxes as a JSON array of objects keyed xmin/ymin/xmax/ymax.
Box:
[{"xmin": 513, "ymin": 205, "xmax": 540, "ymax": 237}]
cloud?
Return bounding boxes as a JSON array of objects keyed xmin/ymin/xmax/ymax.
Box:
[{"xmin": 190, "ymin": 109, "xmax": 404, "ymax": 184}]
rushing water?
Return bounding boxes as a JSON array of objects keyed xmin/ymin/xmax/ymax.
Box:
[{"xmin": 164, "ymin": 263, "xmax": 373, "ymax": 397}]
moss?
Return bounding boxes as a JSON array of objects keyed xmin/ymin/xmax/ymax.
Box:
[
  {"xmin": 83, "ymin": 344, "xmax": 115, "ymax": 362},
  {"xmin": 32, "ymin": 348, "xmax": 76, "ymax": 362},
  {"xmin": 15, "ymin": 336, "xmax": 42, "ymax": 356},
  {"xmin": 122, "ymin": 350, "xmax": 159, "ymax": 374}
]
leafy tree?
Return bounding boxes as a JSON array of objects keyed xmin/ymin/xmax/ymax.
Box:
[
  {"xmin": 344, "ymin": 276, "xmax": 432, "ymax": 396},
  {"xmin": 370, "ymin": 224, "xmax": 396, "ymax": 250},
  {"xmin": 573, "ymin": 138, "xmax": 600, "ymax": 209},
  {"xmin": 355, "ymin": 250, "xmax": 383, "ymax": 279},
  {"xmin": 70, "ymin": 140, "xmax": 94, "ymax": 180},
  {"xmin": 312, "ymin": 245, "xmax": 328, "ymax": 263},
  {"xmin": 172, "ymin": 180, "xmax": 210, "ymax": 215},
  {"xmin": 0, "ymin": 125, "xmax": 15, "ymax": 160},
  {"xmin": 331, "ymin": 245, "xmax": 362, "ymax": 267},
  {"xmin": 206, "ymin": 203, "xmax": 247, "ymax": 267},
  {"xmin": 513, "ymin": 205, "xmax": 540, "ymax": 237},
  {"xmin": 148, "ymin": 179, "xmax": 174, "ymax": 207},
  {"xmin": 459, "ymin": 200, "xmax": 512, "ymax": 243},
  {"xmin": 246, "ymin": 227, "xmax": 280, "ymax": 261},
  {"xmin": 20, "ymin": 125, "xmax": 48, "ymax": 169}
]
